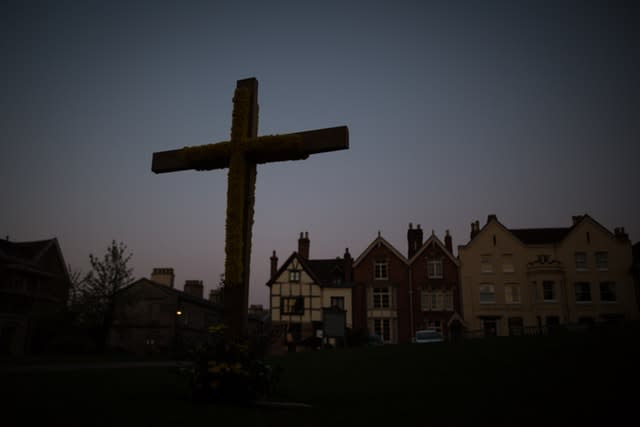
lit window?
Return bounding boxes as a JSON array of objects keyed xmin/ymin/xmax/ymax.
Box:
[
  {"xmin": 575, "ymin": 282, "xmax": 591, "ymax": 302},
  {"xmin": 374, "ymin": 261, "xmax": 388, "ymax": 280},
  {"xmin": 595, "ymin": 252, "xmax": 608, "ymax": 271},
  {"xmin": 600, "ymin": 282, "xmax": 616, "ymax": 302},
  {"xmin": 479, "ymin": 284, "xmax": 495, "ymax": 304},
  {"xmin": 427, "ymin": 259, "xmax": 443, "ymax": 278}
]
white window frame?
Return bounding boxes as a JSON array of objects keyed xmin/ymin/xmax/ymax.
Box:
[
  {"xmin": 289, "ymin": 270, "xmax": 301, "ymax": 282},
  {"xmin": 374, "ymin": 318, "xmax": 391, "ymax": 342},
  {"xmin": 374, "ymin": 261, "xmax": 388, "ymax": 280},
  {"xmin": 595, "ymin": 252, "xmax": 608, "ymax": 271},
  {"xmin": 373, "ymin": 287, "xmax": 390, "ymax": 308},
  {"xmin": 575, "ymin": 252, "xmax": 588, "ymax": 271},
  {"xmin": 427, "ymin": 259, "xmax": 443, "ymax": 279}
]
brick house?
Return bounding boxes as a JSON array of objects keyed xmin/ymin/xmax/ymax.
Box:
[
  {"xmin": 408, "ymin": 227, "xmax": 464, "ymax": 340},
  {"xmin": 353, "ymin": 231, "xmax": 409, "ymax": 344},
  {"xmin": 353, "ymin": 225, "xmax": 464, "ymax": 344}
]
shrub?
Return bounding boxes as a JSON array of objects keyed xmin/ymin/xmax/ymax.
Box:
[{"xmin": 180, "ymin": 324, "xmax": 281, "ymax": 403}]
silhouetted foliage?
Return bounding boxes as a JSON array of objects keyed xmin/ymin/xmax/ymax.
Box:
[{"xmin": 70, "ymin": 240, "xmax": 134, "ymax": 352}]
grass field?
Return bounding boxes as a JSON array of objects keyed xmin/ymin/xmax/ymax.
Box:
[{"xmin": 2, "ymin": 328, "xmax": 638, "ymax": 426}]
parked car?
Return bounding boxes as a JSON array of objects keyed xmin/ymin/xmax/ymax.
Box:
[{"xmin": 414, "ymin": 329, "xmax": 444, "ymax": 344}]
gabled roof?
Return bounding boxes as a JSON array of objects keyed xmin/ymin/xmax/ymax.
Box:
[
  {"xmin": 265, "ymin": 252, "xmax": 351, "ymax": 288},
  {"xmin": 0, "ymin": 238, "xmax": 70, "ymax": 282},
  {"xmin": 353, "ymin": 234, "xmax": 408, "ymax": 267},
  {"xmin": 119, "ymin": 277, "xmax": 221, "ymax": 309},
  {"xmin": 408, "ymin": 233, "xmax": 459, "ymax": 265},
  {"xmin": 461, "ymin": 213, "xmax": 619, "ymax": 249}
]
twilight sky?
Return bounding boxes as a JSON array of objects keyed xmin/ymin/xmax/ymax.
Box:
[{"xmin": 2, "ymin": 0, "xmax": 638, "ymax": 307}]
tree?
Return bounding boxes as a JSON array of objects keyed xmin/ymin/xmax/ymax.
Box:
[{"xmin": 80, "ymin": 240, "xmax": 134, "ymax": 351}]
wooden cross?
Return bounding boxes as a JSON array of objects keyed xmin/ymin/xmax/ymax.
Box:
[{"xmin": 151, "ymin": 78, "xmax": 348, "ymax": 340}]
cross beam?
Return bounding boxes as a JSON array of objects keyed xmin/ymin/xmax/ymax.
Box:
[{"xmin": 151, "ymin": 78, "xmax": 348, "ymax": 340}]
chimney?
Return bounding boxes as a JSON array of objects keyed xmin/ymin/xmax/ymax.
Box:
[
  {"xmin": 184, "ymin": 280, "xmax": 204, "ymax": 299},
  {"xmin": 572, "ymin": 215, "xmax": 583, "ymax": 225},
  {"xmin": 470, "ymin": 221, "xmax": 480, "ymax": 240},
  {"xmin": 487, "ymin": 214, "xmax": 497, "ymax": 224},
  {"xmin": 407, "ymin": 223, "xmax": 424, "ymax": 259},
  {"xmin": 151, "ymin": 268, "xmax": 175, "ymax": 288},
  {"xmin": 298, "ymin": 231, "xmax": 310, "ymax": 259},
  {"xmin": 343, "ymin": 248, "xmax": 353, "ymax": 284},
  {"xmin": 444, "ymin": 229, "xmax": 453, "ymax": 253},
  {"xmin": 270, "ymin": 250, "xmax": 278, "ymax": 278},
  {"xmin": 614, "ymin": 227, "xmax": 629, "ymax": 241}
]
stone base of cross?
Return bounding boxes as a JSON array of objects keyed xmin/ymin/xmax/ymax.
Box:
[{"xmin": 151, "ymin": 78, "xmax": 348, "ymax": 341}]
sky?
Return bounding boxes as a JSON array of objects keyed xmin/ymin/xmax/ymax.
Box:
[{"xmin": 2, "ymin": 0, "xmax": 638, "ymax": 308}]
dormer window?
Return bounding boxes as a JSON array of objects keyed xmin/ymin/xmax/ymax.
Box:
[
  {"xmin": 427, "ymin": 259, "xmax": 443, "ymax": 278},
  {"xmin": 374, "ymin": 260, "xmax": 388, "ymax": 280}
]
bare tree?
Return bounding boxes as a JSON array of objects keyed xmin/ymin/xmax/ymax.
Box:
[{"xmin": 80, "ymin": 240, "xmax": 134, "ymax": 351}]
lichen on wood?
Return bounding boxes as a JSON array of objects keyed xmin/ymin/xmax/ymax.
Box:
[{"xmin": 183, "ymin": 141, "xmax": 231, "ymax": 170}]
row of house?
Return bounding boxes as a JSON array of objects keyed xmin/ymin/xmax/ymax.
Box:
[{"xmin": 267, "ymin": 214, "xmax": 639, "ymax": 346}]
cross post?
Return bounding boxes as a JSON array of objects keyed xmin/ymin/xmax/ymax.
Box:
[{"xmin": 151, "ymin": 78, "xmax": 348, "ymax": 340}]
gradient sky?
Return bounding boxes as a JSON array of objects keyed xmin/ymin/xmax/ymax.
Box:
[{"xmin": 2, "ymin": 0, "xmax": 638, "ymax": 308}]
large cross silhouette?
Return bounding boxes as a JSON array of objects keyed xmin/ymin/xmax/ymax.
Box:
[{"xmin": 151, "ymin": 78, "xmax": 348, "ymax": 339}]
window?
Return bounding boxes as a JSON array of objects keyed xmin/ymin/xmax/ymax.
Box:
[
  {"xmin": 575, "ymin": 282, "xmax": 591, "ymax": 302},
  {"xmin": 421, "ymin": 290, "xmax": 453, "ymax": 311},
  {"xmin": 595, "ymin": 252, "xmax": 608, "ymax": 271},
  {"xmin": 289, "ymin": 270, "xmax": 301, "ymax": 282},
  {"xmin": 502, "ymin": 254, "xmax": 514, "ymax": 273},
  {"xmin": 600, "ymin": 282, "xmax": 616, "ymax": 302},
  {"xmin": 542, "ymin": 281, "xmax": 556, "ymax": 301},
  {"xmin": 374, "ymin": 319, "xmax": 391, "ymax": 342},
  {"xmin": 427, "ymin": 259, "xmax": 443, "ymax": 278},
  {"xmin": 481, "ymin": 255, "xmax": 493, "ymax": 273},
  {"xmin": 482, "ymin": 319, "xmax": 498, "ymax": 336},
  {"xmin": 281, "ymin": 297, "xmax": 304, "ymax": 315},
  {"xmin": 505, "ymin": 284, "xmax": 521, "ymax": 304},
  {"xmin": 479, "ymin": 284, "xmax": 496, "ymax": 304},
  {"xmin": 374, "ymin": 261, "xmax": 388, "ymax": 280},
  {"xmin": 330, "ymin": 296, "xmax": 345, "ymax": 310},
  {"xmin": 508, "ymin": 317, "xmax": 523, "ymax": 336},
  {"xmin": 537, "ymin": 254, "xmax": 550, "ymax": 263},
  {"xmin": 575, "ymin": 252, "xmax": 587, "ymax": 271},
  {"xmin": 373, "ymin": 287, "xmax": 390, "ymax": 308}
]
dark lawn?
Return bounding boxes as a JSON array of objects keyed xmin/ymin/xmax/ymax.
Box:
[{"xmin": 2, "ymin": 329, "xmax": 638, "ymax": 426}]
